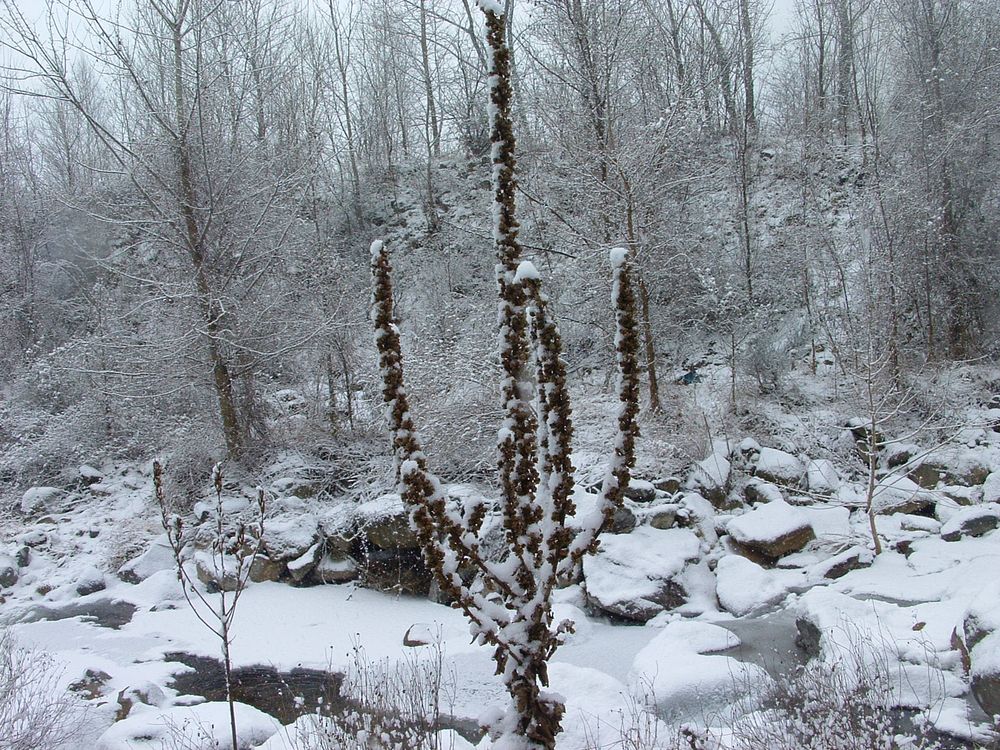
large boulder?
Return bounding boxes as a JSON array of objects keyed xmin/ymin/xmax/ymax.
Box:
[
  {"xmin": 355, "ymin": 495, "xmax": 420, "ymax": 550},
  {"xmin": 357, "ymin": 547, "xmax": 431, "ymax": 595},
  {"xmin": 754, "ymin": 448, "xmax": 805, "ymax": 487},
  {"xmin": 715, "ymin": 555, "xmax": 791, "ymax": 616},
  {"xmin": 582, "ymin": 526, "xmax": 701, "ymax": 622},
  {"xmin": 909, "ymin": 450, "xmax": 990, "ymax": 489},
  {"xmin": 940, "ymin": 504, "xmax": 1000, "ymax": 542},
  {"xmin": 726, "ymin": 500, "xmax": 815, "ymax": 559},
  {"xmin": 870, "ymin": 475, "xmax": 935, "ymax": 515},
  {"xmin": 983, "ymin": 472, "xmax": 1000, "ymax": 504},
  {"xmin": 261, "ymin": 515, "xmax": 322, "ymax": 561}
]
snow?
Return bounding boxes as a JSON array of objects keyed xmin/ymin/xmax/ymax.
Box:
[
  {"xmin": 609, "ymin": 246, "xmax": 628, "ymax": 268},
  {"xmin": 513, "ymin": 260, "xmax": 540, "ymax": 282},
  {"xmin": 96, "ymin": 701, "xmax": 279, "ymax": 749},
  {"xmin": 983, "ymin": 471, "xmax": 1000, "ymax": 503},
  {"xmin": 630, "ymin": 621, "xmax": 771, "ymax": 723},
  {"xmin": 726, "ymin": 499, "xmax": 812, "ymax": 546},
  {"xmin": 477, "ymin": 0, "xmax": 505, "ymax": 15}
]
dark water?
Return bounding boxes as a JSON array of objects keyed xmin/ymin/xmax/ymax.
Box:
[
  {"xmin": 19, "ymin": 599, "xmax": 137, "ymax": 629},
  {"xmin": 165, "ymin": 651, "xmax": 483, "ymax": 742},
  {"xmin": 165, "ymin": 652, "xmax": 343, "ymax": 724}
]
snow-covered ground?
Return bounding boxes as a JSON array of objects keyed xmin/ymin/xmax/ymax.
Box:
[{"xmin": 4, "ymin": 364, "xmax": 1000, "ymax": 749}]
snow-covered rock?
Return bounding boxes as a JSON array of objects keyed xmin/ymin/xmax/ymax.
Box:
[
  {"xmin": 806, "ymin": 459, "xmax": 840, "ymax": 495},
  {"xmin": 964, "ymin": 587, "xmax": 1000, "ymax": 717},
  {"xmin": 688, "ymin": 452, "xmax": 731, "ymax": 504},
  {"xmin": 263, "ymin": 515, "xmax": 322, "ymax": 561},
  {"xmin": 624, "ymin": 479, "xmax": 657, "ymax": 503},
  {"xmin": 0, "ymin": 554, "xmax": 18, "ymax": 588},
  {"xmin": 715, "ymin": 555, "xmax": 793, "ymax": 616},
  {"xmin": 754, "ymin": 448, "xmax": 805, "ymax": 487},
  {"xmin": 909, "ymin": 450, "xmax": 990, "ymax": 489},
  {"xmin": 870, "ymin": 475, "xmax": 935, "ymax": 515},
  {"xmin": 743, "ymin": 478, "xmax": 784, "ymax": 504},
  {"xmin": 287, "ymin": 541, "xmax": 322, "ymax": 582},
  {"xmin": 311, "ymin": 554, "xmax": 358, "ymax": 584},
  {"xmin": 726, "ymin": 500, "xmax": 815, "ymax": 559},
  {"xmin": 20, "ymin": 486, "xmax": 67, "ymax": 514},
  {"xmin": 940, "ymin": 504, "xmax": 1000, "ymax": 542},
  {"xmin": 583, "ymin": 526, "xmax": 701, "ymax": 622},
  {"xmin": 809, "ymin": 546, "xmax": 873, "ymax": 580},
  {"xmin": 983, "ymin": 472, "xmax": 1000, "ymax": 504},
  {"xmin": 118, "ymin": 535, "xmax": 176, "ymax": 584},
  {"xmin": 96, "ymin": 701, "xmax": 278, "ymax": 750},
  {"xmin": 355, "ymin": 495, "xmax": 420, "ymax": 550},
  {"xmin": 630, "ymin": 620, "xmax": 769, "ymax": 722}
]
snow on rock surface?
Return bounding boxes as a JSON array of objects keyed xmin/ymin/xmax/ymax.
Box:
[
  {"xmin": 118, "ymin": 535, "xmax": 175, "ymax": 584},
  {"xmin": 261, "ymin": 515, "xmax": 321, "ymax": 561},
  {"xmin": 754, "ymin": 448, "xmax": 804, "ymax": 487},
  {"xmin": 582, "ymin": 526, "xmax": 701, "ymax": 622},
  {"xmin": 96, "ymin": 701, "xmax": 279, "ymax": 749},
  {"xmin": 687, "ymin": 452, "xmax": 731, "ymax": 503},
  {"xmin": 983, "ymin": 471, "xmax": 1000, "ymax": 504},
  {"xmin": 715, "ymin": 555, "xmax": 799, "ymax": 616},
  {"xmin": 20, "ymin": 486, "xmax": 67, "ymax": 514},
  {"xmin": 805, "ymin": 458, "xmax": 840, "ymax": 494},
  {"xmin": 940, "ymin": 503, "xmax": 1000, "ymax": 541},
  {"xmin": 726, "ymin": 499, "xmax": 815, "ymax": 558},
  {"xmin": 870, "ymin": 475, "xmax": 935, "ymax": 515},
  {"xmin": 630, "ymin": 620, "xmax": 769, "ymax": 723}
]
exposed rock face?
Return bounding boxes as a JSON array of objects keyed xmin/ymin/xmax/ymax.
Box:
[
  {"xmin": 0, "ymin": 554, "xmax": 18, "ymax": 588},
  {"xmin": 582, "ymin": 526, "xmax": 701, "ymax": 623},
  {"xmin": 654, "ymin": 477, "xmax": 681, "ymax": 495},
  {"xmin": 194, "ymin": 551, "xmax": 240, "ymax": 592},
  {"xmin": 357, "ymin": 546, "xmax": 432, "ymax": 596},
  {"xmin": 287, "ymin": 542, "xmax": 322, "ymax": 583},
  {"xmin": 624, "ymin": 480, "xmax": 657, "ymax": 503},
  {"xmin": 248, "ymin": 555, "xmax": 285, "ymax": 583},
  {"xmin": 909, "ymin": 451, "xmax": 990, "ymax": 490},
  {"xmin": 743, "ymin": 479, "xmax": 784, "ymax": 505},
  {"xmin": 812, "ymin": 547, "xmax": 873, "ymax": 580},
  {"xmin": 940, "ymin": 504, "xmax": 1000, "ymax": 542},
  {"xmin": 648, "ymin": 506, "xmax": 678, "ymax": 529},
  {"xmin": 726, "ymin": 500, "xmax": 815, "ymax": 559},
  {"xmin": 355, "ymin": 496, "xmax": 421, "ymax": 550}
]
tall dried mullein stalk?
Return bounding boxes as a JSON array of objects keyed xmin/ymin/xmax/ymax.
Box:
[{"xmin": 370, "ymin": 4, "xmax": 640, "ymax": 748}]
